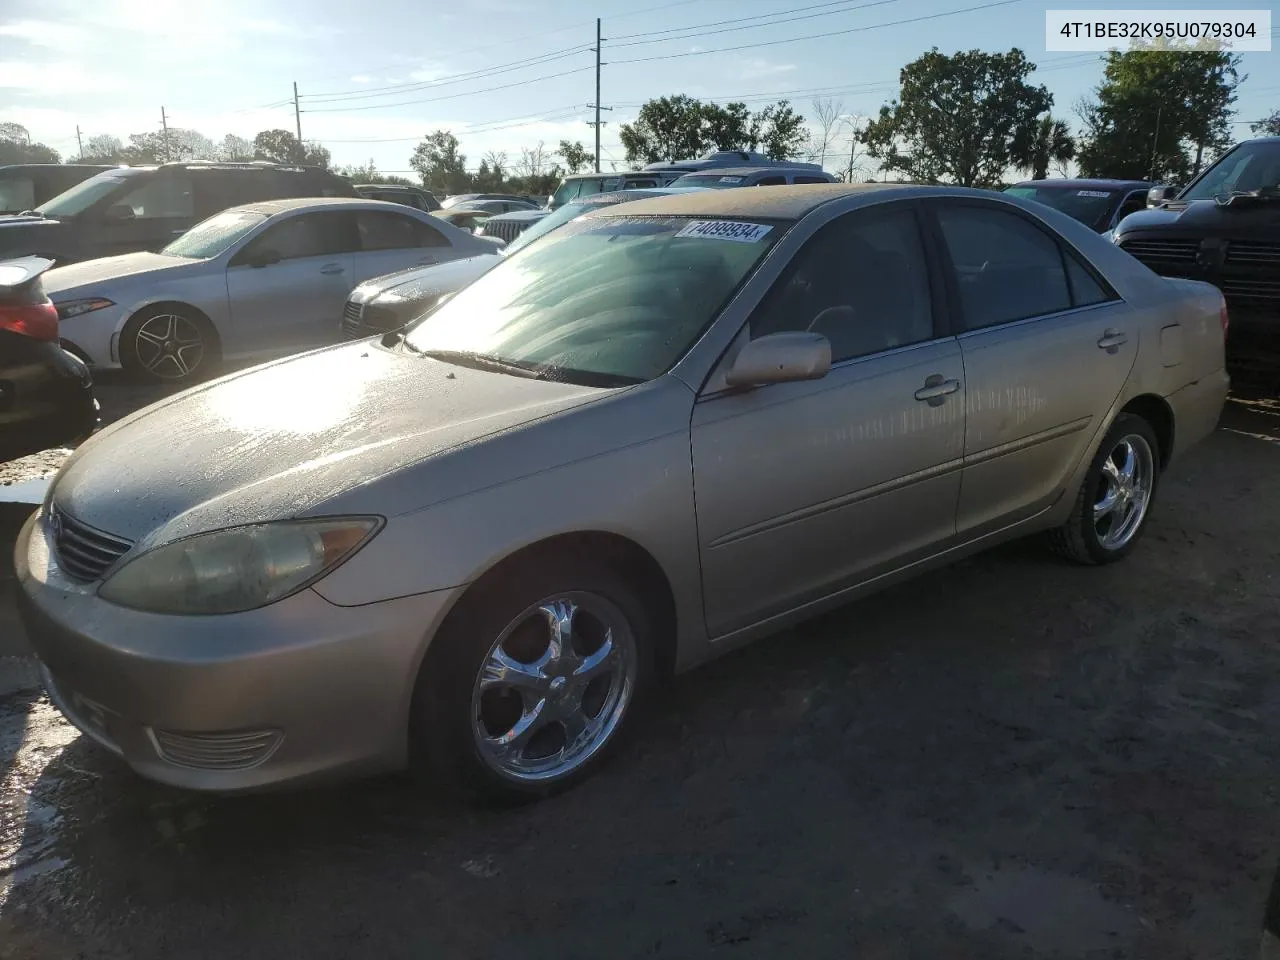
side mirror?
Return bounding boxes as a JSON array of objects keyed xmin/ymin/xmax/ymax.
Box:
[
  {"xmin": 546, "ymin": 195, "xmax": 554, "ymax": 206},
  {"xmin": 1147, "ymin": 185, "xmax": 1178, "ymax": 208},
  {"xmin": 247, "ymin": 248, "xmax": 281, "ymax": 268},
  {"xmin": 724, "ymin": 331, "xmax": 831, "ymax": 388}
]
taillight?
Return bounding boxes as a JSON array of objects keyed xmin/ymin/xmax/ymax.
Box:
[
  {"xmin": 0, "ymin": 302, "xmax": 59, "ymax": 341},
  {"xmin": 1219, "ymin": 297, "xmax": 1230, "ymax": 338}
]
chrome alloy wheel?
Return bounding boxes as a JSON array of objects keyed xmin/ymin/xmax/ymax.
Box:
[
  {"xmin": 1093, "ymin": 433, "xmax": 1155, "ymax": 551},
  {"xmin": 134, "ymin": 313, "xmax": 205, "ymax": 380},
  {"xmin": 470, "ymin": 593, "xmax": 637, "ymax": 783}
]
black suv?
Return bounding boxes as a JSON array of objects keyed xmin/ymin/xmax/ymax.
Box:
[
  {"xmin": 354, "ymin": 183, "xmax": 440, "ymax": 211},
  {"xmin": 1113, "ymin": 137, "xmax": 1280, "ymax": 376},
  {"xmin": 0, "ymin": 161, "xmax": 358, "ymax": 264},
  {"xmin": 0, "ymin": 164, "xmax": 116, "ymax": 215}
]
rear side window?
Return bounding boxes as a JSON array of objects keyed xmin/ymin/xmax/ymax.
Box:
[
  {"xmin": 113, "ymin": 176, "xmax": 195, "ymax": 220},
  {"xmin": 936, "ymin": 204, "xmax": 1071, "ymax": 331},
  {"xmin": 193, "ymin": 171, "xmax": 274, "ymax": 217},
  {"xmin": 755, "ymin": 175, "xmax": 787, "ymax": 186},
  {"xmin": 357, "ymin": 211, "xmax": 450, "ymax": 249},
  {"xmin": 1064, "ymin": 252, "xmax": 1113, "ymax": 307},
  {"xmin": 794, "ymin": 176, "xmax": 830, "ymax": 184}
]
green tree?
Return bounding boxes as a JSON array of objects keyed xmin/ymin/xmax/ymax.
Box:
[
  {"xmin": 409, "ymin": 130, "xmax": 471, "ymax": 195},
  {"xmin": 619, "ymin": 96, "xmax": 808, "ymax": 163},
  {"xmin": 862, "ymin": 48, "xmax": 1052, "ymax": 187},
  {"xmin": 1076, "ymin": 46, "xmax": 1241, "ymax": 183},
  {"xmin": 336, "ymin": 160, "xmax": 414, "ymax": 185},
  {"xmin": 0, "ymin": 123, "xmax": 61, "ymax": 164},
  {"xmin": 1014, "ymin": 115, "xmax": 1076, "ymax": 180},
  {"xmin": 620, "ymin": 95, "xmax": 709, "ymax": 164},
  {"xmin": 251, "ymin": 129, "xmax": 331, "ymax": 168},
  {"xmin": 80, "ymin": 134, "xmax": 124, "ymax": 162},
  {"xmin": 557, "ymin": 139, "xmax": 590, "ymax": 173},
  {"xmin": 219, "ymin": 134, "xmax": 254, "ymax": 161},
  {"xmin": 1251, "ymin": 110, "xmax": 1280, "ymax": 136},
  {"xmin": 751, "ymin": 101, "xmax": 808, "ymax": 160}
]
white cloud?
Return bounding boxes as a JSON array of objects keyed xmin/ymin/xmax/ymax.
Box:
[
  {"xmin": 349, "ymin": 75, "xmax": 373, "ymax": 84},
  {"xmin": 738, "ymin": 59, "xmax": 798, "ymax": 80}
]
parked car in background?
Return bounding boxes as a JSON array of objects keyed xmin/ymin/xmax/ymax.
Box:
[
  {"xmin": 15, "ymin": 185, "xmax": 1227, "ymax": 803},
  {"xmin": 440, "ymin": 192, "xmax": 533, "ymax": 210},
  {"xmin": 1111, "ymin": 137, "xmax": 1280, "ymax": 377},
  {"xmin": 640, "ymin": 149, "xmax": 828, "ymax": 182},
  {"xmin": 433, "ymin": 209, "xmax": 493, "ymax": 234},
  {"xmin": 0, "ymin": 164, "xmax": 116, "ymax": 215},
  {"xmin": 1003, "ymin": 179, "xmax": 1151, "ymax": 233},
  {"xmin": 668, "ymin": 166, "xmax": 838, "ymax": 189},
  {"xmin": 0, "ymin": 257, "xmax": 98, "ymax": 463},
  {"xmin": 450, "ymin": 198, "xmax": 539, "ymax": 215},
  {"xmin": 343, "ymin": 187, "xmax": 707, "ymax": 338},
  {"xmin": 354, "ymin": 183, "xmax": 440, "ymax": 211},
  {"xmin": 0, "ymin": 161, "xmax": 359, "ymax": 265},
  {"xmin": 547, "ymin": 171, "xmax": 663, "ymax": 209},
  {"xmin": 44, "ymin": 197, "xmax": 495, "ymax": 383}
]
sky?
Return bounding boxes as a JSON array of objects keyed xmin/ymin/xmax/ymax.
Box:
[{"xmin": 2, "ymin": 0, "xmax": 1279, "ymax": 177}]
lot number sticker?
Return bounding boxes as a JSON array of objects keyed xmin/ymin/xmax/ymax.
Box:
[
  {"xmin": 1077, "ymin": 190, "xmax": 1111, "ymax": 198},
  {"xmin": 675, "ymin": 220, "xmax": 773, "ymax": 243}
]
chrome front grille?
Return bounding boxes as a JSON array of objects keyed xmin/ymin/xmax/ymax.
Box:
[
  {"xmin": 340, "ymin": 299, "xmax": 364, "ymax": 337},
  {"xmin": 150, "ymin": 728, "xmax": 283, "ymax": 770},
  {"xmin": 1119, "ymin": 237, "xmax": 1200, "ymax": 265},
  {"xmin": 484, "ymin": 219, "xmax": 531, "ymax": 243},
  {"xmin": 1226, "ymin": 240, "xmax": 1280, "ymax": 266},
  {"xmin": 49, "ymin": 506, "xmax": 133, "ymax": 582}
]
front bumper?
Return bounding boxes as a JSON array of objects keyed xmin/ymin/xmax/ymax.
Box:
[{"xmin": 14, "ymin": 508, "xmax": 459, "ymax": 791}]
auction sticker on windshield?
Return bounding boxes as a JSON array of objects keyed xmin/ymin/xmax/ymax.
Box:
[
  {"xmin": 1077, "ymin": 190, "xmax": 1111, "ymax": 198},
  {"xmin": 675, "ymin": 220, "xmax": 773, "ymax": 243}
]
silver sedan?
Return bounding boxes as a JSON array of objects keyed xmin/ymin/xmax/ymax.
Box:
[
  {"xmin": 15, "ymin": 185, "xmax": 1229, "ymax": 800},
  {"xmin": 43, "ymin": 197, "xmax": 498, "ymax": 382}
]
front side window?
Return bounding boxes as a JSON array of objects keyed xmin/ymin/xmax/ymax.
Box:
[
  {"xmin": 357, "ymin": 211, "xmax": 449, "ymax": 250},
  {"xmin": 755, "ymin": 176, "xmax": 787, "ymax": 186},
  {"xmin": 937, "ymin": 204, "xmax": 1071, "ymax": 331},
  {"xmin": 793, "ymin": 176, "xmax": 831, "ymax": 184},
  {"xmin": 112, "ymin": 176, "xmax": 195, "ymax": 220},
  {"xmin": 1181, "ymin": 141, "xmax": 1280, "ymax": 200},
  {"xmin": 234, "ymin": 211, "xmax": 356, "ymax": 263},
  {"xmin": 404, "ymin": 215, "xmax": 782, "ymax": 385},
  {"xmin": 750, "ymin": 206, "xmax": 934, "ymax": 361},
  {"xmin": 549, "ymin": 180, "xmax": 581, "ymax": 207},
  {"xmin": 163, "ymin": 210, "xmax": 267, "ymax": 258},
  {"xmin": 0, "ymin": 177, "xmax": 35, "ymax": 213}
]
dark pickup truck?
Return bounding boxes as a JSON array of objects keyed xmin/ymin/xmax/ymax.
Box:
[{"xmin": 1113, "ymin": 137, "xmax": 1280, "ymax": 378}]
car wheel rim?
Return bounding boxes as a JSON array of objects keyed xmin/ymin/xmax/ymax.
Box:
[
  {"xmin": 1093, "ymin": 434, "xmax": 1154, "ymax": 551},
  {"xmin": 135, "ymin": 314, "xmax": 204, "ymax": 380},
  {"xmin": 470, "ymin": 592, "xmax": 637, "ymax": 783}
]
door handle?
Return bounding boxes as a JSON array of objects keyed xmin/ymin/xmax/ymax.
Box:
[
  {"xmin": 1097, "ymin": 329, "xmax": 1128, "ymax": 352},
  {"xmin": 319, "ymin": 263, "xmax": 345, "ymax": 275},
  {"xmin": 914, "ymin": 374, "xmax": 960, "ymax": 406},
  {"xmin": 170, "ymin": 228, "xmax": 186, "ymax": 236}
]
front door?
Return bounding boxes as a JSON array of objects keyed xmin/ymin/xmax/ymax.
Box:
[
  {"xmin": 224, "ymin": 210, "xmax": 358, "ymax": 357},
  {"xmin": 928, "ymin": 200, "xmax": 1138, "ymax": 537},
  {"xmin": 90, "ymin": 174, "xmax": 196, "ymax": 256},
  {"xmin": 691, "ymin": 203, "xmax": 966, "ymax": 638}
]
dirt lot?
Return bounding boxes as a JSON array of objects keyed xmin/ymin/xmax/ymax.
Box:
[{"xmin": 1, "ymin": 381, "xmax": 1279, "ymax": 959}]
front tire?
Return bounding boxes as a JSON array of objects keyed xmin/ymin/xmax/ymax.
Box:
[
  {"xmin": 120, "ymin": 306, "xmax": 219, "ymax": 384},
  {"xmin": 1048, "ymin": 413, "xmax": 1160, "ymax": 565},
  {"xmin": 412, "ymin": 554, "xmax": 655, "ymax": 802}
]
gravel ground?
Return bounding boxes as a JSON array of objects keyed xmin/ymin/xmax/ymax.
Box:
[{"xmin": 0, "ymin": 381, "xmax": 1278, "ymax": 959}]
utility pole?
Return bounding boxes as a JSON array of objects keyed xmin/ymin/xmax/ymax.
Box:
[
  {"xmin": 1148, "ymin": 105, "xmax": 1162, "ymax": 182},
  {"xmin": 160, "ymin": 106, "xmax": 171, "ymax": 162},
  {"xmin": 75, "ymin": 124, "xmax": 83, "ymax": 161},
  {"xmin": 293, "ymin": 81, "xmax": 303, "ymax": 143},
  {"xmin": 590, "ymin": 19, "xmax": 603, "ymax": 172}
]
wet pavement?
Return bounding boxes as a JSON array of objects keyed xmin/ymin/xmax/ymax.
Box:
[{"xmin": 1, "ymin": 384, "xmax": 1279, "ymax": 958}]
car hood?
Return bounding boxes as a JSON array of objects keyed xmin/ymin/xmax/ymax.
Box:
[
  {"xmin": 51, "ymin": 340, "xmax": 608, "ymax": 547},
  {"xmin": 43, "ymin": 251, "xmax": 194, "ymax": 295},
  {"xmin": 1117, "ymin": 197, "xmax": 1280, "ymax": 236},
  {"xmin": 0, "ymin": 212, "xmax": 61, "ymax": 227},
  {"xmin": 488, "ymin": 209, "xmax": 550, "ymax": 224},
  {"xmin": 354, "ymin": 254, "xmax": 499, "ymax": 301}
]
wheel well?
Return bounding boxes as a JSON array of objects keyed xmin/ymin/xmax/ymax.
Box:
[
  {"xmin": 58, "ymin": 339, "xmax": 91, "ymax": 365},
  {"xmin": 126, "ymin": 301, "xmax": 219, "ymax": 339},
  {"xmin": 1120, "ymin": 394, "xmax": 1174, "ymax": 468},
  {"xmin": 456, "ymin": 531, "xmax": 680, "ymax": 678}
]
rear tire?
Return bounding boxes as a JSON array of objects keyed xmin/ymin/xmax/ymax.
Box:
[
  {"xmin": 120, "ymin": 305, "xmax": 220, "ymax": 384},
  {"xmin": 1047, "ymin": 413, "xmax": 1160, "ymax": 565},
  {"xmin": 411, "ymin": 553, "xmax": 655, "ymax": 802}
]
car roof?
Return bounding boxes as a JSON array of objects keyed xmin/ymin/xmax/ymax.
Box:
[
  {"xmin": 356, "ymin": 183, "xmax": 423, "ymax": 192},
  {"xmin": 674, "ymin": 166, "xmax": 834, "ymax": 178},
  {"xmin": 1010, "ymin": 178, "xmax": 1151, "ymax": 190},
  {"xmin": 236, "ymin": 197, "xmax": 417, "ymax": 215},
  {"xmin": 587, "ymin": 182, "xmax": 914, "ymax": 221},
  {"xmin": 561, "ymin": 171, "xmax": 661, "ymax": 182}
]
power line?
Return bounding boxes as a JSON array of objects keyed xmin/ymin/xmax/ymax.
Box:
[
  {"xmin": 611, "ymin": 0, "xmax": 1026, "ymax": 65},
  {"xmin": 305, "ymin": 64, "xmax": 595, "ymax": 113},
  {"xmin": 316, "ymin": 106, "xmax": 587, "ymax": 143},
  {"xmin": 610, "ymin": 0, "xmax": 905, "ymax": 48}
]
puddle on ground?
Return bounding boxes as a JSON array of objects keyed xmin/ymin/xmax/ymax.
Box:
[
  {"xmin": 950, "ymin": 864, "xmax": 1141, "ymax": 952},
  {"xmin": 0, "ymin": 477, "xmax": 50, "ymax": 505}
]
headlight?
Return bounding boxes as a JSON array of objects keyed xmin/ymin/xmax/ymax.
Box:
[
  {"xmin": 348, "ymin": 284, "xmax": 378, "ymax": 304},
  {"xmin": 98, "ymin": 517, "xmax": 380, "ymax": 615},
  {"xmin": 56, "ymin": 297, "xmax": 115, "ymax": 319},
  {"xmin": 372, "ymin": 290, "xmax": 409, "ymax": 304}
]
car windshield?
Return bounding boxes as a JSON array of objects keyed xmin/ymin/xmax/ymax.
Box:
[
  {"xmin": 1181, "ymin": 141, "xmax": 1280, "ymax": 200},
  {"xmin": 671, "ymin": 174, "xmax": 749, "ymax": 189},
  {"xmin": 403, "ymin": 214, "xmax": 782, "ymax": 385},
  {"xmin": 502, "ymin": 203, "xmax": 592, "ymax": 255},
  {"xmin": 35, "ymin": 173, "xmax": 132, "ymax": 217},
  {"xmin": 1004, "ymin": 185, "xmax": 1120, "ymax": 230},
  {"xmin": 162, "ymin": 210, "xmax": 267, "ymax": 258}
]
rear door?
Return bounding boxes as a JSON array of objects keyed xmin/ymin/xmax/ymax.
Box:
[
  {"xmin": 224, "ymin": 210, "xmax": 358, "ymax": 355},
  {"xmin": 927, "ymin": 199, "xmax": 1135, "ymax": 537},
  {"xmin": 351, "ymin": 209, "xmax": 457, "ymax": 284}
]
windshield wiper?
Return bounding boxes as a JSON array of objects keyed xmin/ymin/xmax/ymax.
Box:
[
  {"xmin": 418, "ymin": 349, "xmax": 542, "ymax": 379},
  {"xmin": 1214, "ymin": 188, "xmax": 1280, "ymax": 205},
  {"xmin": 16, "ymin": 209, "xmax": 45, "ymax": 218}
]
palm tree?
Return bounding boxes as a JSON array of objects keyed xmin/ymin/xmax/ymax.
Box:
[{"xmin": 1017, "ymin": 115, "xmax": 1077, "ymax": 180}]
